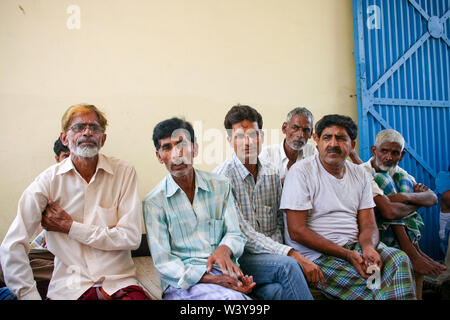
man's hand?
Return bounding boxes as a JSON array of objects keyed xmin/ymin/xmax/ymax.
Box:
[
  {"xmin": 361, "ymin": 246, "xmax": 383, "ymax": 271},
  {"xmin": 345, "ymin": 250, "xmax": 369, "ymax": 279},
  {"xmin": 41, "ymin": 201, "xmax": 73, "ymax": 234},
  {"xmin": 206, "ymin": 245, "xmax": 244, "ymax": 278},
  {"xmin": 413, "ymin": 183, "xmax": 429, "ymax": 193},
  {"xmin": 288, "ymin": 249, "xmax": 325, "ymax": 288},
  {"xmin": 200, "ymin": 273, "xmax": 256, "ymax": 294}
]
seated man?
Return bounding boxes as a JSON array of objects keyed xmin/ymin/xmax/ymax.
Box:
[
  {"xmin": 281, "ymin": 114, "xmax": 416, "ymax": 299},
  {"xmin": 214, "ymin": 105, "xmax": 319, "ymax": 300},
  {"xmin": 259, "ymin": 107, "xmax": 317, "ymax": 184},
  {"xmin": 1, "ymin": 137, "xmax": 69, "ymax": 299},
  {"xmin": 0, "ymin": 104, "xmax": 148, "ymax": 300},
  {"xmin": 143, "ymin": 117, "xmax": 255, "ymax": 300},
  {"xmin": 359, "ymin": 129, "xmax": 445, "ymax": 282}
]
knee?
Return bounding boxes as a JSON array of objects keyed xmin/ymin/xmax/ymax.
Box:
[{"xmin": 383, "ymin": 246, "xmax": 412, "ymax": 269}]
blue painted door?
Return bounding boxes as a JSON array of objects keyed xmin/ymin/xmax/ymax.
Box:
[{"xmin": 353, "ymin": 0, "xmax": 450, "ymax": 259}]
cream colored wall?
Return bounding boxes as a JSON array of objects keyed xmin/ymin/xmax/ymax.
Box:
[{"xmin": 0, "ymin": 0, "xmax": 357, "ymax": 241}]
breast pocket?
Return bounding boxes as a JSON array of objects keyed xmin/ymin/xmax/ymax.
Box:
[
  {"xmin": 209, "ymin": 219, "xmax": 224, "ymax": 246},
  {"xmin": 92, "ymin": 206, "xmax": 118, "ymax": 228}
]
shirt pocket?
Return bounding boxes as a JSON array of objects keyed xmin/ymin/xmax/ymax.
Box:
[
  {"xmin": 92, "ymin": 205, "xmax": 118, "ymax": 228},
  {"xmin": 209, "ymin": 218, "xmax": 224, "ymax": 246}
]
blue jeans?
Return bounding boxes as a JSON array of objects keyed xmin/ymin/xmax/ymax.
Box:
[{"xmin": 238, "ymin": 252, "xmax": 313, "ymax": 300}]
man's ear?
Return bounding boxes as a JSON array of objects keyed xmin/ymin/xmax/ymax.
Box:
[
  {"xmin": 60, "ymin": 132, "xmax": 68, "ymax": 146},
  {"xmin": 100, "ymin": 133, "xmax": 107, "ymax": 147},
  {"xmin": 259, "ymin": 129, "xmax": 264, "ymax": 145},
  {"xmin": 399, "ymin": 149, "xmax": 406, "ymax": 161},
  {"xmin": 351, "ymin": 140, "xmax": 356, "ymax": 149},
  {"xmin": 371, "ymin": 145, "xmax": 377, "ymax": 156},
  {"xmin": 313, "ymin": 133, "xmax": 319, "ymax": 143},
  {"xmin": 282, "ymin": 122, "xmax": 288, "ymax": 134},
  {"xmin": 227, "ymin": 134, "xmax": 232, "ymax": 146},
  {"xmin": 155, "ymin": 150, "xmax": 164, "ymax": 164},
  {"xmin": 193, "ymin": 142, "xmax": 199, "ymax": 158}
]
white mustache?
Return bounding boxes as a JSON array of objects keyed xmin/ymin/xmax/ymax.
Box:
[{"xmin": 77, "ymin": 139, "xmax": 98, "ymax": 147}]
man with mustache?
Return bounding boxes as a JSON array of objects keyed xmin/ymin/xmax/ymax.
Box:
[
  {"xmin": 359, "ymin": 129, "xmax": 445, "ymax": 298},
  {"xmin": 281, "ymin": 114, "xmax": 416, "ymax": 299},
  {"xmin": 0, "ymin": 104, "xmax": 149, "ymax": 300},
  {"xmin": 259, "ymin": 107, "xmax": 317, "ymax": 184},
  {"xmin": 214, "ymin": 105, "xmax": 319, "ymax": 300},
  {"xmin": 143, "ymin": 117, "xmax": 254, "ymax": 300}
]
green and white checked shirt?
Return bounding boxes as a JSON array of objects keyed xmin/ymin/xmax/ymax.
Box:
[
  {"xmin": 143, "ymin": 169, "xmax": 246, "ymax": 291},
  {"xmin": 214, "ymin": 153, "xmax": 292, "ymax": 256}
]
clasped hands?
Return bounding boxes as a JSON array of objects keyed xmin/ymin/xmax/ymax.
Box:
[
  {"xmin": 201, "ymin": 245, "xmax": 256, "ymax": 294},
  {"xmin": 346, "ymin": 246, "xmax": 383, "ymax": 279},
  {"xmin": 41, "ymin": 201, "xmax": 73, "ymax": 234}
]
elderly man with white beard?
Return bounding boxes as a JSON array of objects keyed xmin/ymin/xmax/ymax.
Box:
[
  {"xmin": 359, "ymin": 129, "xmax": 446, "ymax": 298},
  {"xmin": 0, "ymin": 104, "xmax": 149, "ymax": 300}
]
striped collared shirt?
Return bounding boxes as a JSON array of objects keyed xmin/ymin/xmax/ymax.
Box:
[
  {"xmin": 214, "ymin": 153, "xmax": 292, "ymax": 256},
  {"xmin": 143, "ymin": 169, "xmax": 246, "ymax": 291}
]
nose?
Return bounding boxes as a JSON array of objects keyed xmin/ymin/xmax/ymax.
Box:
[
  {"xmin": 172, "ymin": 144, "xmax": 183, "ymax": 158},
  {"xmin": 81, "ymin": 125, "xmax": 93, "ymax": 136},
  {"xmin": 329, "ymin": 136, "xmax": 338, "ymax": 146}
]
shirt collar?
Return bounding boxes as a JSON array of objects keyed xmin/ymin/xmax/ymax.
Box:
[
  {"xmin": 165, "ymin": 168, "xmax": 210, "ymax": 198},
  {"xmin": 231, "ymin": 152, "xmax": 267, "ymax": 180},
  {"xmin": 279, "ymin": 140, "xmax": 288, "ymax": 161},
  {"xmin": 55, "ymin": 153, "xmax": 114, "ymax": 176}
]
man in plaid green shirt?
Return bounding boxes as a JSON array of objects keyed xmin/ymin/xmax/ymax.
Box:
[{"xmin": 143, "ymin": 117, "xmax": 255, "ymax": 300}]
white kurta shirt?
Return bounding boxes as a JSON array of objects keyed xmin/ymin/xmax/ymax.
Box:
[{"xmin": 0, "ymin": 154, "xmax": 142, "ymax": 300}]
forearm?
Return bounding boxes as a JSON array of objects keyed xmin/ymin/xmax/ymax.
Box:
[
  {"xmin": 289, "ymin": 225, "xmax": 349, "ymax": 259},
  {"xmin": 375, "ymin": 194, "xmax": 420, "ymax": 220},
  {"xmin": 358, "ymin": 225, "xmax": 379, "ymax": 251},
  {"xmin": 389, "ymin": 190, "xmax": 437, "ymax": 207}
]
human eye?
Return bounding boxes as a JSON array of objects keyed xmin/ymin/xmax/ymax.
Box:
[{"xmin": 71, "ymin": 123, "xmax": 85, "ymax": 132}]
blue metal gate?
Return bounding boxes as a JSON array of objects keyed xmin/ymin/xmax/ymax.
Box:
[{"xmin": 353, "ymin": 0, "xmax": 450, "ymax": 259}]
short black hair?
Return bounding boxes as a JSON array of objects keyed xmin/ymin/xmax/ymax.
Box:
[
  {"xmin": 152, "ymin": 117, "xmax": 196, "ymax": 150},
  {"xmin": 315, "ymin": 114, "xmax": 358, "ymax": 140},
  {"xmin": 53, "ymin": 138, "xmax": 69, "ymax": 156},
  {"xmin": 224, "ymin": 105, "xmax": 263, "ymax": 136}
]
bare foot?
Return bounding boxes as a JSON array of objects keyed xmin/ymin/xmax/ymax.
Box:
[
  {"xmin": 414, "ymin": 244, "xmax": 446, "ymax": 272},
  {"xmin": 409, "ymin": 252, "xmax": 444, "ymax": 275}
]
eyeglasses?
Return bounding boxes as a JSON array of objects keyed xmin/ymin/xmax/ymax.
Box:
[{"xmin": 69, "ymin": 123, "xmax": 104, "ymax": 133}]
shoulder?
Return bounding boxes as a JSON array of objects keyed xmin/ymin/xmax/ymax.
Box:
[
  {"xmin": 197, "ymin": 169, "xmax": 232, "ymax": 190},
  {"xmin": 291, "ymin": 153, "xmax": 318, "ymax": 173},
  {"xmin": 346, "ymin": 160, "xmax": 373, "ymax": 183},
  {"xmin": 213, "ymin": 157, "xmax": 235, "ymax": 176},
  {"xmin": 260, "ymin": 143, "xmax": 280, "ymax": 158},
  {"xmin": 101, "ymin": 154, "xmax": 136, "ymax": 172},
  {"xmin": 303, "ymin": 143, "xmax": 318, "ymax": 157},
  {"xmin": 359, "ymin": 159, "xmax": 375, "ymax": 176},
  {"xmin": 143, "ymin": 176, "xmax": 168, "ymax": 207}
]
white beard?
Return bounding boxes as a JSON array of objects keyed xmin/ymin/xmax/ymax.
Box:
[
  {"xmin": 374, "ymin": 157, "xmax": 394, "ymax": 172},
  {"xmin": 69, "ymin": 140, "xmax": 100, "ymax": 158}
]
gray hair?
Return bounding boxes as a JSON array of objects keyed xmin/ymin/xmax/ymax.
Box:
[
  {"xmin": 375, "ymin": 129, "xmax": 405, "ymax": 151},
  {"xmin": 286, "ymin": 107, "xmax": 314, "ymax": 124}
]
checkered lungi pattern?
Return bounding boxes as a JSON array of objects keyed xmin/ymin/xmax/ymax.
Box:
[
  {"xmin": 313, "ymin": 242, "xmax": 416, "ymax": 300},
  {"xmin": 374, "ymin": 172, "xmax": 424, "ymax": 247}
]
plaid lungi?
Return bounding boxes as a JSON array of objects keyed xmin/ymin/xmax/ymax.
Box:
[
  {"xmin": 374, "ymin": 172, "xmax": 424, "ymax": 246},
  {"xmin": 313, "ymin": 242, "xmax": 416, "ymax": 300}
]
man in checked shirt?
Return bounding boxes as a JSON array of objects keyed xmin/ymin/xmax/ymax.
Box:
[{"xmin": 214, "ymin": 105, "xmax": 323, "ymax": 300}]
